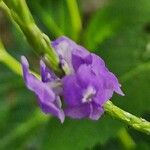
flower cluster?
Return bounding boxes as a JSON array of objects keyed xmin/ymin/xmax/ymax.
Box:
[{"xmin": 21, "ymin": 36, "xmax": 124, "ymax": 123}]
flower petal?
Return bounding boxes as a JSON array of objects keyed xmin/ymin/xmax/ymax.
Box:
[
  {"xmin": 72, "ymin": 51, "xmax": 91, "ymax": 71},
  {"xmin": 64, "ymin": 103, "xmax": 91, "ymax": 119},
  {"xmin": 89, "ymin": 102, "xmax": 104, "ymax": 120},
  {"xmin": 52, "ymin": 36, "xmax": 90, "ymax": 73},
  {"xmin": 91, "ymin": 54, "xmax": 124, "ymax": 96},
  {"xmin": 63, "ymin": 75, "xmax": 82, "ymax": 106},
  {"xmin": 104, "ymin": 71, "xmax": 124, "ymax": 96},
  {"xmin": 40, "ymin": 60, "xmax": 57, "ymax": 82},
  {"xmin": 76, "ymin": 64, "xmax": 103, "ymax": 89},
  {"xmin": 21, "ymin": 56, "xmax": 65, "ymax": 123},
  {"xmin": 52, "ymin": 36, "xmax": 75, "ymax": 73}
]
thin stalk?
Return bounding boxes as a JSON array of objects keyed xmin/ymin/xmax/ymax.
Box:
[
  {"xmin": 0, "ymin": 39, "xmax": 22, "ymax": 76},
  {"xmin": 0, "ymin": 39, "xmax": 39, "ymax": 78},
  {"xmin": 0, "ymin": 1, "xmax": 14, "ymax": 22},
  {"xmin": 104, "ymin": 101, "xmax": 150, "ymax": 135},
  {"xmin": 66, "ymin": 0, "xmax": 82, "ymax": 40},
  {"xmin": 1, "ymin": 0, "xmax": 62, "ymax": 75},
  {"xmin": 0, "ymin": 1, "xmax": 149, "ymax": 147},
  {"xmin": 118, "ymin": 128, "xmax": 136, "ymax": 150}
]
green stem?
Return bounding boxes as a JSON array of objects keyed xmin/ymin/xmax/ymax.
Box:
[
  {"xmin": 66, "ymin": 0, "xmax": 82, "ymax": 40},
  {"xmin": 0, "ymin": 39, "xmax": 39, "ymax": 78},
  {"xmin": 0, "ymin": 2, "xmax": 13, "ymax": 22},
  {"xmin": 1, "ymin": 0, "xmax": 62, "ymax": 75},
  {"xmin": 0, "ymin": 44, "xmax": 149, "ymax": 148},
  {"xmin": 117, "ymin": 62, "xmax": 150, "ymax": 147},
  {"xmin": 104, "ymin": 101, "xmax": 150, "ymax": 135},
  {"xmin": 118, "ymin": 128, "xmax": 136, "ymax": 150},
  {"xmin": 0, "ymin": 1, "xmax": 149, "ymax": 146},
  {"xmin": 0, "ymin": 39, "xmax": 22, "ymax": 76}
]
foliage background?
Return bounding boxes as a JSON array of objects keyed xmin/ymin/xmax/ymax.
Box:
[{"xmin": 0, "ymin": 0, "xmax": 150, "ymax": 149}]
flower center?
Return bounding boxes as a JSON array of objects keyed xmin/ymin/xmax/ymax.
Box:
[{"xmin": 82, "ymin": 86, "xmax": 96, "ymax": 103}]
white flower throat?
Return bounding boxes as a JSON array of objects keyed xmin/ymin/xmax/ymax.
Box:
[{"xmin": 82, "ymin": 86, "xmax": 96, "ymax": 103}]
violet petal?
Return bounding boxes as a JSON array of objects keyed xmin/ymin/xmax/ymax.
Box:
[{"xmin": 21, "ymin": 56, "xmax": 65, "ymax": 123}]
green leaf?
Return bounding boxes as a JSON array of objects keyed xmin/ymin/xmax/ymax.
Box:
[
  {"xmin": 1, "ymin": 0, "xmax": 150, "ymax": 149},
  {"xmin": 29, "ymin": 115, "xmax": 123, "ymax": 150},
  {"xmin": 83, "ymin": 0, "xmax": 150, "ymax": 50},
  {"xmin": 95, "ymin": 1, "xmax": 150, "ymax": 115}
]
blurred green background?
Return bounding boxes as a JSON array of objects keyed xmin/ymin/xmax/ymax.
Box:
[{"xmin": 0, "ymin": 0, "xmax": 150, "ymax": 149}]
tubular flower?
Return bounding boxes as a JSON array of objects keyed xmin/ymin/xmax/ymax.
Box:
[
  {"xmin": 52, "ymin": 36, "xmax": 90, "ymax": 74},
  {"xmin": 62, "ymin": 53, "xmax": 124, "ymax": 120},
  {"xmin": 21, "ymin": 56, "xmax": 65, "ymax": 123},
  {"xmin": 21, "ymin": 36, "xmax": 124, "ymax": 122}
]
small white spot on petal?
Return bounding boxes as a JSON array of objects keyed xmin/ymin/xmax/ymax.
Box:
[
  {"xmin": 82, "ymin": 86, "xmax": 96, "ymax": 103},
  {"xmin": 47, "ymin": 73, "xmax": 51, "ymax": 79}
]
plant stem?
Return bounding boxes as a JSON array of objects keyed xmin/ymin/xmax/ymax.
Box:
[
  {"xmin": 0, "ymin": 0, "xmax": 150, "ymax": 138},
  {"xmin": 118, "ymin": 128, "xmax": 136, "ymax": 150},
  {"xmin": 0, "ymin": 39, "xmax": 22, "ymax": 76},
  {"xmin": 1, "ymin": 0, "xmax": 63, "ymax": 75},
  {"xmin": 104, "ymin": 101, "xmax": 150, "ymax": 135},
  {"xmin": 66, "ymin": 0, "xmax": 82, "ymax": 40},
  {"xmin": 0, "ymin": 39, "xmax": 39, "ymax": 78}
]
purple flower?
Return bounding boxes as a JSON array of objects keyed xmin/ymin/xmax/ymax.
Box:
[
  {"xmin": 52, "ymin": 36, "xmax": 90, "ymax": 74},
  {"xmin": 53, "ymin": 37, "xmax": 124, "ymax": 120},
  {"xmin": 21, "ymin": 36, "xmax": 124, "ymax": 122},
  {"xmin": 62, "ymin": 54, "xmax": 124, "ymax": 120},
  {"xmin": 21, "ymin": 56, "xmax": 65, "ymax": 123}
]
